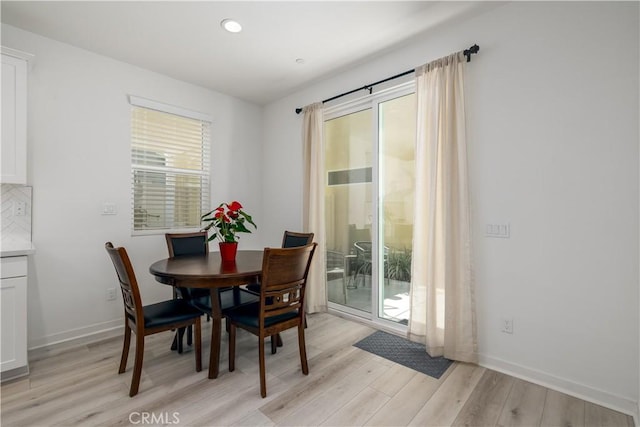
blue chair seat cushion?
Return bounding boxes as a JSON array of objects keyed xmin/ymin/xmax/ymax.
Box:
[
  {"xmin": 143, "ymin": 299, "xmax": 202, "ymax": 329},
  {"xmin": 189, "ymin": 288, "xmax": 259, "ymax": 315},
  {"xmin": 226, "ymin": 303, "xmax": 300, "ymax": 329}
]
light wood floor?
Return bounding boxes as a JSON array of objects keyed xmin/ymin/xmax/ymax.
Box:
[{"xmin": 1, "ymin": 313, "xmax": 634, "ymax": 427}]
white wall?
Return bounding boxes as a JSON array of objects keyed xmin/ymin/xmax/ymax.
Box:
[
  {"xmin": 263, "ymin": 1, "xmax": 639, "ymax": 416},
  {"xmin": 1, "ymin": 24, "xmax": 264, "ymax": 348}
]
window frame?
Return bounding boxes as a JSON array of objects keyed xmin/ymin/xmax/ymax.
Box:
[{"xmin": 129, "ymin": 95, "xmax": 212, "ymax": 236}]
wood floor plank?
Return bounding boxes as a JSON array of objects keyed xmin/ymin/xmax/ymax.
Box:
[
  {"xmin": 1, "ymin": 313, "xmax": 633, "ymax": 427},
  {"xmin": 1, "ymin": 362, "xmax": 116, "ymax": 414},
  {"xmin": 193, "ymin": 377, "xmax": 289, "ymax": 427},
  {"xmin": 407, "ymin": 363, "xmax": 486, "ymax": 427},
  {"xmin": 55, "ymin": 379, "xmax": 188, "ymax": 426},
  {"xmin": 175, "ymin": 373, "xmax": 286, "ymax": 427},
  {"xmin": 232, "ymin": 410, "xmax": 276, "ymax": 426},
  {"xmin": 321, "ymin": 386, "xmax": 390, "ymax": 426},
  {"xmin": 259, "ymin": 346, "xmax": 372, "ymax": 423},
  {"xmin": 364, "ymin": 371, "xmax": 440, "ymax": 426},
  {"xmin": 452, "ymin": 369, "xmax": 514, "ymax": 427},
  {"xmin": 2, "ymin": 376, "xmax": 127, "ymax": 426},
  {"xmin": 27, "ymin": 356, "xmax": 118, "ymax": 391},
  {"xmin": 496, "ymin": 378, "xmax": 547, "ymax": 427},
  {"xmin": 540, "ymin": 389, "xmax": 585, "ymax": 427},
  {"xmin": 368, "ymin": 362, "xmax": 417, "ymax": 397},
  {"xmin": 0, "ymin": 376, "xmax": 30, "ymax": 396},
  {"xmin": 585, "ymin": 401, "xmax": 635, "ymax": 427},
  {"xmin": 277, "ymin": 357, "xmax": 389, "ymax": 426}
]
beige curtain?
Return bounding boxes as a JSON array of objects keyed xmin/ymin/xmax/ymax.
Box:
[
  {"xmin": 408, "ymin": 52, "xmax": 477, "ymax": 363},
  {"xmin": 302, "ymin": 102, "xmax": 327, "ymax": 313}
]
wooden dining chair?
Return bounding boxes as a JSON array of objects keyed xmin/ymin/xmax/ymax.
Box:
[
  {"xmin": 165, "ymin": 232, "xmax": 210, "ymax": 351},
  {"xmin": 227, "ymin": 243, "xmax": 317, "ymax": 398},
  {"xmin": 165, "ymin": 232, "xmax": 212, "ymax": 349},
  {"xmin": 105, "ymin": 242, "xmax": 202, "ymax": 397},
  {"xmin": 245, "ymin": 230, "xmax": 314, "ymax": 351}
]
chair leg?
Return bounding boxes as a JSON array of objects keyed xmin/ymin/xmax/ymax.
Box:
[
  {"xmin": 170, "ymin": 333, "xmax": 178, "ymax": 351},
  {"xmin": 194, "ymin": 318, "xmax": 202, "ymax": 372},
  {"xmin": 177, "ymin": 327, "xmax": 185, "ymax": 354},
  {"xmin": 298, "ymin": 323, "xmax": 309, "ymax": 375},
  {"xmin": 130, "ymin": 333, "xmax": 145, "ymax": 397},
  {"xmin": 271, "ymin": 335, "xmax": 277, "ymax": 354},
  {"xmin": 259, "ymin": 335, "xmax": 267, "ymax": 398},
  {"xmin": 187, "ymin": 325, "xmax": 193, "ymax": 346},
  {"xmin": 228, "ymin": 323, "xmax": 236, "ymax": 372},
  {"xmin": 119, "ymin": 325, "xmax": 131, "ymax": 374}
]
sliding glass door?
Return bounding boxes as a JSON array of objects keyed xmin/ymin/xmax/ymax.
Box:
[
  {"xmin": 325, "ymin": 107, "xmax": 373, "ymax": 313},
  {"xmin": 325, "ymin": 84, "xmax": 416, "ymax": 327}
]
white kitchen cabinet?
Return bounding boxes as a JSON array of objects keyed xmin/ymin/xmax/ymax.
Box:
[
  {"xmin": 1, "ymin": 48, "xmax": 31, "ymax": 184},
  {"xmin": 1, "ymin": 256, "xmax": 28, "ymax": 379}
]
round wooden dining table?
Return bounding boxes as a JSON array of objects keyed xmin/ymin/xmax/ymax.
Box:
[{"xmin": 149, "ymin": 250, "xmax": 263, "ymax": 379}]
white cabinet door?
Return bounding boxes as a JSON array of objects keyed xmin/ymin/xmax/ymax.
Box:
[
  {"xmin": 1, "ymin": 53, "xmax": 28, "ymax": 184},
  {"xmin": 1, "ymin": 275, "xmax": 28, "ymax": 372},
  {"xmin": 1, "ymin": 256, "xmax": 28, "ymax": 375}
]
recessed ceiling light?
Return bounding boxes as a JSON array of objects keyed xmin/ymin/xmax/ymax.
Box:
[{"xmin": 220, "ymin": 19, "xmax": 242, "ymax": 33}]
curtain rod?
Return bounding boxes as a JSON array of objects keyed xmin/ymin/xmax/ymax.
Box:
[{"xmin": 295, "ymin": 44, "xmax": 479, "ymax": 114}]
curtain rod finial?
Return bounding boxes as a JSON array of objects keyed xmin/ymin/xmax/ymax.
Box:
[
  {"xmin": 463, "ymin": 44, "xmax": 480, "ymax": 62},
  {"xmin": 296, "ymin": 107, "xmax": 303, "ymax": 114}
]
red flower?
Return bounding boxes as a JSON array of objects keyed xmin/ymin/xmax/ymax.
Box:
[{"xmin": 228, "ymin": 201, "xmax": 243, "ymax": 211}]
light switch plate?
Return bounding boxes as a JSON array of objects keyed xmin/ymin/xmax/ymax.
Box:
[
  {"xmin": 101, "ymin": 202, "xmax": 117, "ymax": 215},
  {"xmin": 486, "ymin": 223, "xmax": 510, "ymax": 238}
]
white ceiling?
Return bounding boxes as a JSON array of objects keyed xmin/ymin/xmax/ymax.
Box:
[{"xmin": 1, "ymin": 1, "xmax": 495, "ymax": 105}]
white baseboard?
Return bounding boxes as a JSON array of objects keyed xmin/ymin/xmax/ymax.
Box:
[
  {"xmin": 28, "ymin": 318, "xmax": 123, "ymax": 350},
  {"xmin": 1, "ymin": 365, "xmax": 29, "ymax": 383},
  {"xmin": 479, "ymin": 354, "xmax": 638, "ymax": 419}
]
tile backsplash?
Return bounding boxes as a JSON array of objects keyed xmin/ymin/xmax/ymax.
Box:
[{"xmin": 1, "ymin": 184, "xmax": 32, "ymax": 244}]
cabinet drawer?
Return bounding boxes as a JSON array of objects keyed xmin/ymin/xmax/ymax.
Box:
[{"xmin": 1, "ymin": 256, "xmax": 27, "ymax": 279}]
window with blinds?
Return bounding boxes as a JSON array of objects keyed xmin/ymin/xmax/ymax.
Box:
[{"xmin": 130, "ymin": 97, "xmax": 211, "ymax": 232}]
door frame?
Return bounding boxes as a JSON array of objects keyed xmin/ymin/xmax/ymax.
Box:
[{"xmin": 324, "ymin": 81, "xmax": 415, "ymax": 333}]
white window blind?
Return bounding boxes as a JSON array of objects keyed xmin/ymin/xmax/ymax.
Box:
[{"xmin": 130, "ymin": 97, "xmax": 211, "ymax": 233}]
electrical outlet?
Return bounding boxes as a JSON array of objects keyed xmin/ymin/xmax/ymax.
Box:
[
  {"xmin": 107, "ymin": 288, "xmax": 117, "ymax": 301},
  {"xmin": 501, "ymin": 317, "xmax": 513, "ymax": 334},
  {"xmin": 13, "ymin": 201, "xmax": 26, "ymax": 217}
]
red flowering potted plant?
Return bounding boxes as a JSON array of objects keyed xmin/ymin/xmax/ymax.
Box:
[{"xmin": 201, "ymin": 201, "xmax": 256, "ymax": 261}]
